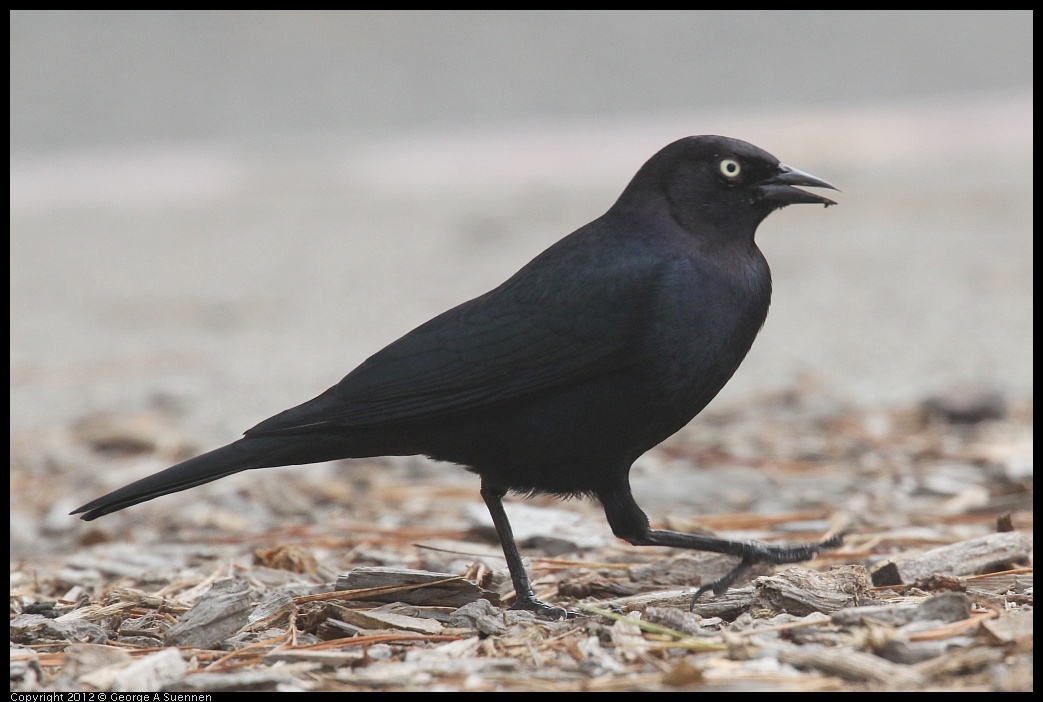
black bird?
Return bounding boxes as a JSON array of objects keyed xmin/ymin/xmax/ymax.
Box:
[{"xmin": 74, "ymin": 135, "xmax": 840, "ymax": 618}]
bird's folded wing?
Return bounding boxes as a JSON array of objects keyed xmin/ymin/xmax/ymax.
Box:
[{"xmin": 245, "ymin": 290, "xmax": 640, "ymax": 435}]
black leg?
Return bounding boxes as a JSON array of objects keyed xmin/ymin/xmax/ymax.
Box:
[
  {"xmin": 480, "ymin": 481, "xmax": 572, "ymax": 619},
  {"xmin": 599, "ymin": 483, "xmax": 844, "ymax": 609}
]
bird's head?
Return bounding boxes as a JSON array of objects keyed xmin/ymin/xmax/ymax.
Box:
[{"xmin": 621, "ymin": 135, "xmax": 838, "ymax": 239}]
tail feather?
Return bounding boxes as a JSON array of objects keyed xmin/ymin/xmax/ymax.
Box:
[{"xmin": 71, "ymin": 436, "xmax": 342, "ymax": 521}]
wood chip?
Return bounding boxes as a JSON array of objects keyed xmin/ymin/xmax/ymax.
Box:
[
  {"xmin": 979, "ymin": 608, "xmax": 1033, "ymax": 645},
  {"xmin": 756, "ymin": 565, "xmax": 871, "ymax": 615},
  {"xmin": 11, "ymin": 613, "xmax": 108, "ymax": 645},
  {"xmin": 111, "ymin": 647, "xmax": 186, "ymax": 692},
  {"xmin": 871, "ymin": 531, "xmax": 1032, "ymax": 586},
  {"xmin": 254, "ymin": 545, "xmax": 319, "ymax": 574},
  {"xmin": 780, "ymin": 645, "xmax": 925, "ymax": 687},
  {"xmin": 334, "ymin": 566, "xmax": 490, "ymax": 608},
  {"xmin": 167, "ymin": 665, "xmax": 320, "ymax": 692},
  {"xmin": 334, "ymin": 607, "xmax": 445, "ymax": 635},
  {"xmin": 164, "ymin": 579, "xmax": 255, "ymax": 649}
]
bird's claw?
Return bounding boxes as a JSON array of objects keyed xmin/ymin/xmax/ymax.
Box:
[
  {"xmin": 509, "ymin": 597, "xmax": 577, "ymax": 620},
  {"xmin": 689, "ymin": 532, "xmax": 846, "ymax": 610}
]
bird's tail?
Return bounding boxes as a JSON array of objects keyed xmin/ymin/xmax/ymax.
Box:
[{"xmin": 71, "ymin": 436, "xmax": 341, "ymax": 521}]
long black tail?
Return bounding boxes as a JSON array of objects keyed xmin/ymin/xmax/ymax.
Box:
[{"xmin": 71, "ymin": 435, "xmax": 348, "ymax": 521}]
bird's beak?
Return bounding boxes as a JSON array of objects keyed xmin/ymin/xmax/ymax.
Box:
[{"xmin": 757, "ymin": 164, "xmax": 839, "ymax": 207}]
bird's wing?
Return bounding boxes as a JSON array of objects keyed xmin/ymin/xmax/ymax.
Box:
[{"xmin": 246, "ymin": 244, "xmax": 661, "ymax": 436}]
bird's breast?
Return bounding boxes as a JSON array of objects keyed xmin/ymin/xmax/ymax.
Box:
[{"xmin": 640, "ymin": 251, "xmax": 771, "ymax": 416}]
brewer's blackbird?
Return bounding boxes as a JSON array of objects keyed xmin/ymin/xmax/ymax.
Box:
[{"xmin": 74, "ymin": 135, "xmax": 840, "ymax": 618}]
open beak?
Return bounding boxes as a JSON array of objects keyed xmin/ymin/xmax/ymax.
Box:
[{"xmin": 757, "ymin": 164, "xmax": 839, "ymax": 207}]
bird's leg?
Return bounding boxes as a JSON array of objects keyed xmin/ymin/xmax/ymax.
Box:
[
  {"xmin": 480, "ymin": 481, "xmax": 573, "ymax": 619},
  {"xmin": 600, "ymin": 485, "xmax": 844, "ymax": 610}
]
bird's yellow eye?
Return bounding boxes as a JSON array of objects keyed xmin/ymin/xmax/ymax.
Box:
[{"xmin": 719, "ymin": 158, "xmax": 742, "ymax": 180}]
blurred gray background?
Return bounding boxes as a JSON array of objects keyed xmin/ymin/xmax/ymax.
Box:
[{"xmin": 10, "ymin": 11, "xmax": 1033, "ymax": 445}]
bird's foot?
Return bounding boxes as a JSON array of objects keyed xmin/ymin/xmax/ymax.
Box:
[
  {"xmin": 689, "ymin": 532, "xmax": 846, "ymax": 609},
  {"xmin": 509, "ymin": 596, "xmax": 577, "ymax": 620}
]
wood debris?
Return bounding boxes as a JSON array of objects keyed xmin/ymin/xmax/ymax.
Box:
[
  {"xmin": 10, "ymin": 386, "xmax": 1033, "ymax": 691},
  {"xmin": 871, "ymin": 531, "xmax": 1032, "ymax": 585}
]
